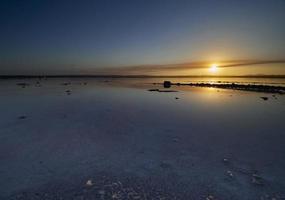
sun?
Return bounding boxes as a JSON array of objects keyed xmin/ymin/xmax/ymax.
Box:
[{"xmin": 209, "ymin": 63, "xmax": 218, "ymax": 73}]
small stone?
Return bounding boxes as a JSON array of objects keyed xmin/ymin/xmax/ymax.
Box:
[
  {"xmin": 148, "ymin": 89, "xmax": 159, "ymax": 92},
  {"xmin": 222, "ymin": 158, "xmax": 229, "ymax": 164},
  {"xmin": 163, "ymin": 81, "xmax": 171, "ymax": 88},
  {"xmin": 65, "ymin": 90, "xmax": 72, "ymax": 95},
  {"xmin": 112, "ymin": 193, "xmax": 119, "ymax": 199},
  {"xmin": 18, "ymin": 116, "xmax": 27, "ymax": 120},
  {"xmin": 251, "ymin": 176, "xmax": 264, "ymax": 185},
  {"xmin": 160, "ymin": 161, "xmax": 171, "ymax": 169},
  {"xmin": 206, "ymin": 195, "xmax": 215, "ymax": 200},
  {"xmin": 86, "ymin": 179, "xmax": 93, "ymax": 186},
  {"xmin": 98, "ymin": 190, "xmax": 105, "ymax": 195},
  {"xmin": 226, "ymin": 170, "xmax": 234, "ymax": 177},
  {"xmin": 175, "ymin": 97, "xmax": 179, "ymax": 99},
  {"xmin": 260, "ymin": 97, "xmax": 268, "ymax": 101}
]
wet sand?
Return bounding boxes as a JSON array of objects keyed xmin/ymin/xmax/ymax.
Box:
[{"xmin": 0, "ymin": 78, "xmax": 285, "ymax": 200}]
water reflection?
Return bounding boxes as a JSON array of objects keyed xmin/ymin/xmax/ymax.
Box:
[{"xmin": 0, "ymin": 78, "xmax": 285, "ymax": 199}]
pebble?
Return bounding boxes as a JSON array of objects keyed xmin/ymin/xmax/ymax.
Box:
[
  {"xmin": 86, "ymin": 179, "xmax": 93, "ymax": 186},
  {"xmin": 18, "ymin": 116, "xmax": 27, "ymax": 120},
  {"xmin": 226, "ymin": 170, "xmax": 234, "ymax": 177}
]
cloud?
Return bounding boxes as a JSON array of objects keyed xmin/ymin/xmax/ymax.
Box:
[{"xmin": 94, "ymin": 59, "xmax": 285, "ymax": 75}]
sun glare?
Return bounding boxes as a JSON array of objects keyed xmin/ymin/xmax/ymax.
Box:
[{"xmin": 209, "ymin": 64, "xmax": 218, "ymax": 73}]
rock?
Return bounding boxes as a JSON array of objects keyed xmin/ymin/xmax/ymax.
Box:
[
  {"xmin": 17, "ymin": 83, "xmax": 29, "ymax": 86},
  {"xmin": 66, "ymin": 90, "xmax": 72, "ymax": 95},
  {"xmin": 112, "ymin": 193, "xmax": 120, "ymax": 199},
  {"xmin": 18, "ymin": 116, "xmax": 27, "ymax": 120},
  {"xmin": 206, "ymin": 195, "xmax": 215, "ymax": 200},
  {"xmin": 251, "ymin": 174, "xmax": 264, "ymax": 185},
  {"xmin": 158, "ymin": 90, "xmax": 178, "ymax": 92},
  {"xmin": 226, "ymin": 170, "xmax": 234, "ymax": 178},
  {"xmin": 222, "ymin": 158, "xmax": 229, "ymax": 164},
  {"xmin": 86, "ymin": 179, "xmax": 93, "ymax": 186},
  {"xmin": 175, "ymin": 97, "xmax": 179, "ymax": 99},
  {"xmin": 98, "ymin": 190, "xmax": 105, "ymax": 195},
  {"xmin": 148, "ymin": 88, "xmax": 178, "ymax": 92},
  {"xmin": 148, "ymin": 89, "xmax": 159, "ymax": 92},
  {"xmin": 17, "ymin": 83, "xmax": 29, "ymax": 88},
  {"xmin": 260, "ymin": 97, "xmax": 268, "ymax": 101},
  {"xmin": 163, "ymin": 81, "xmax": 171, "ymax": 88},
  {"xmin": 160, "ymin": 161, "xmax": 171, "ymax": 169}
]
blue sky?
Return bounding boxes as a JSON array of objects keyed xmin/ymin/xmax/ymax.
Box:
[{"xmin": 0, "ymin": 0, "xmax": 285, "ymax": 75}]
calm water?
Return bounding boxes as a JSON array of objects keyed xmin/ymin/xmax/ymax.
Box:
[
  {"xmin": 0, "ymin": 78, "xmax": 285, "ymax": 199},
  {"xmin": 114, "ymin": 77, "xmax": 285, "ymax": 87}
]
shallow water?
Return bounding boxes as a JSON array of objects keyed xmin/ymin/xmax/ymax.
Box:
[{"xmin": 0, "ymin": 78, "xmax": 285, "ymax": 199}]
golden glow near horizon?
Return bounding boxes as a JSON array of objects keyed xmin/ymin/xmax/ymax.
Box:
[{"xmin": 209, "ymin": 63, "xmax": 218, "ymax": 73}]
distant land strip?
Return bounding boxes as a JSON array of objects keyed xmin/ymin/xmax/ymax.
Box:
[
  {"xmin": 155, "ymin": 82, "xmax": 285, "ymax": 94},
  {"xmin": 1, "ymin": 75, "xmax": 285, "ymax": 79}
]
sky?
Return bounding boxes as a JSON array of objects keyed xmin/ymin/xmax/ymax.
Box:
[{"xmin": 0, "ymin": 0, "xmax": 285, "ymax": 75}]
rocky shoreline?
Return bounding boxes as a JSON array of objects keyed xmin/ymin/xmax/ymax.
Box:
[{"xmin": 154, "ymin": 81, "xmax": 285, "ymax": 94}]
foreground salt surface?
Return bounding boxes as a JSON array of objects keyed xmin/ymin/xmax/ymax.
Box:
[{"xmin": 0, "ymin": 79, "xmax": 285, "ymax": 199}]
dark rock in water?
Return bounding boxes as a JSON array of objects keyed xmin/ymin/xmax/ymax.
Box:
[
  {"xmin": 175, "ymin": 97, "xmax": 179, "ymax": 99},
  {"xmin": 251, "ymin": 174, "xmax": 264, "ymax": 185},
  {"xmin": 169, "ymin": 82, "xmax": 285, "ymax": 94},
  {"xmin": 160, "ymin": 161, "xmax": 171, "ymax": 169},
  {"xmin": 148, "ymin": 89, "xmax": 178, "ymax": 92},
  {"xmin": 260, "ymin": 97, "xmax": 268, "ymax": 101},
  {"xmin": 206, "ymin": 195, "xmax": 215, "ymax": 200},
  {"xmin": 17, "ymin": 83, "xmax": 29, "ymax": 88},
  {"xmin": 222, "ymin": 158, "xmax": 230, "ymax": 165},
  {"xmin": 148, "ymin": 89, "xmax": 160, "ymax": 92},
  {"xmin": 17, "ymin": 83, "xmax": 29, "ymax": 86},
  {"xmin": 163, "ymin": 81, "xmax": 171, "ymax": 88},
  {"xmin": 35, "ymin": 81, "xmax": 42, "ymax": 87},
  {"xmin": 158, "ymin": 90, "xmax": 178, "ymax": 92},
  {"xmin": 65, "ymin": 90, "xmax": 72, "ymax": 95},
  {"xmin": 18, "ymin": 116, "xmax": 27, "ymax": 120},
  {"xmin": 226, "ymin": 170, "xmax": 234, "ymax": 178}
]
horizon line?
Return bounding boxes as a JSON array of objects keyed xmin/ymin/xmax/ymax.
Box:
[{"xmin": 1, "ymin": 74, "xmax": 285, "ymax": 79}]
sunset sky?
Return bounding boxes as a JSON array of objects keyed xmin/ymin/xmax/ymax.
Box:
[{"xmin": 0, "ymin": 0, "xmax": 285, "ymax": 75}]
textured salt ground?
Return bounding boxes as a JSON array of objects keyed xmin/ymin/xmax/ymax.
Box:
[{"xmin": 0, "ymin": 79, "xmax": 285, "ymax": 200}]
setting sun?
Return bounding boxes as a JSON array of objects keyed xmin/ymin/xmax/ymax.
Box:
[{"xmin": 209, "ymin": 64, "xmax": 218, "ymax": 73}]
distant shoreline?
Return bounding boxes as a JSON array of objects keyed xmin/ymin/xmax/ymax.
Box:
[
  {"xmin": 1, "ymin": 75, "xmax": 285, "ymax": 79},
  {"xmin": 154, "ymin": 81, "xmax": 285, "ymax": 94}
]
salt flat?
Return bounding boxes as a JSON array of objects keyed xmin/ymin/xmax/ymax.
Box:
[{"xmin": 0, "ymin": 78, "xmax": 285, "ymax": 199}]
